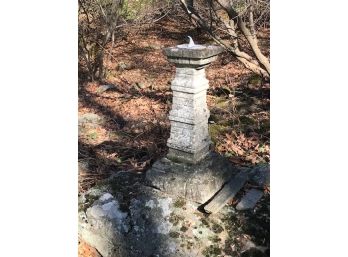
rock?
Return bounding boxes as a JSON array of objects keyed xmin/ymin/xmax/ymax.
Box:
[
  {"xmin": 240, "ymin": 238, "xmax": 256, "ymax": 251},
  {"xmin": 236, "ymin": 189, "xmax": 264, "ymax": 211},
  {"xmin": 146, "ymin": 152, "xmax": 240, "ymax": 203},
  {"xmin": 117, "ymin": 62, "xmax": 128, "ymax": 71},
  {"xmin": 241, "ymin": 247, "xmax": 268, "ymax": 257},
  {"xmin": 78, "ymin": 169, "xmax": 269, "ymax": 257},
  {"xmin": 249, "ymin": 164, "xmax": 270, "ymax": 187},
  {"xmin": 79, "ymin": 185, "xmax": 178, "ymax": 257},
  {"xmin": 78, "ymin": 113, "xmax": 104, "ymax": 126},
  {"xmin": 78, "ymin": 113, "xmax": 105, "ymax": 135},
  {"xmin": 79, "ymin": 193, "xmax": 130, "ymax": 257},
  {"xmin": 237, "ymin": 236, "xmax": 268, "ymax": 256},
  {"xmin": 99, "ymin": 193, "xmax": 113, "ymax": 202},
  {"xmin": 127, "ymin": 195, "xmax": 177, "ymax": 256},
  {"xmin": 79, "ymin": 160, "xmax": 92, "ymax": 174},
  {"xmin": 89, "ymin": 201, "xmax": 127, "ymax": 223},
  {"xmin": 96, "ymin": 84, "xmax": 115, "ymax": 93},
  {"xmin": 135, "ymin": 82, "xmax": 146, "ymax": 89},
  {"xmin": 149, "ymin": 44, "xmax": 161, "ymax": 50},
  {"xmin": 78, "ymin": 182, "xmax": 226, "ymax": 257},
  {"xmin": 203, "ymin": 171, "xmax": 248, "ymax": 214}
]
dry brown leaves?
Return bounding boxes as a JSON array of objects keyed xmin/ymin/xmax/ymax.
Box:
[
  {"xmin": 216, "ymin": 131, "xmax": 270, "ymax": 164},
  {"xmin": 78, "ymin": 240, "xmax": 101, "ymax": 257}
]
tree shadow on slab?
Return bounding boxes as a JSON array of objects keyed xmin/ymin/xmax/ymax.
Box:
[
  {"xmin": 79, "ymin": 166, "xmax": 270, "ymax": 257},
  {"xmin": 222, "ymin": 193, "xmax": 270, "ymax": 257},
  {"xmin": 79, "ymin": 171, "xmax": 185, "ymax": 257}
]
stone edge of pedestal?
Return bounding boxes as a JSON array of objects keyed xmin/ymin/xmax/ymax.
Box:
[
  {"xmin": 166, "ymin": 57, "xmax": 218, "ymax": 66},
  {"xmin": 145, "ymin": 153, "xmax": 239, "ymax": 204},
  {"xmin": 163, "ymin": 45, "xmax": 224, "ymax": 59}
]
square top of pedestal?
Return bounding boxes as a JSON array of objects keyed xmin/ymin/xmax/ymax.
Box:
[{"xmin": 163, "ymin": 45, "xmax": 223, "ymax": 60}]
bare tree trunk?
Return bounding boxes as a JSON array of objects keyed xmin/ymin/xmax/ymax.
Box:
[
  {"xmin": 216, "ymin": 0, "xmax": 270, "ymax": 75},
  {"xmin": 93, "ymin": 0, "xmax": 123, "ymax": 80},
  {"xmin": 94, "ymin": 30, "xmax": 111, "ymax": 80},
  {"xmin": 238, "ymin": 19, "xmax": 270, "ymax": 74}
]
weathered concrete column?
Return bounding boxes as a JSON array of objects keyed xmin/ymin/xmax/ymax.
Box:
[
  {"xmin": 146, "ymin": 42, "xmax": 241, "ymax": 204},
  {"xmin": 163, "ymin": 44, "xmax": 223, "ymax": 164}
]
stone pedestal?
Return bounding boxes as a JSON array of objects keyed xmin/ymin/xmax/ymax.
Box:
[
  {"xmin": 163, "ymin": 45, "xmax": 223, "ymax": 164},
  {"xmin": 146, "ymin": 44, "xmax": 234, "ymax": 204},
  {"xmin": 146, "ymin": 152, "xmax": 240, "ymax": 203}
]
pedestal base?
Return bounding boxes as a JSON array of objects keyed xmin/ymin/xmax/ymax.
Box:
[
  {"xmin": 166, "ymin": 145, "xmax": 210, "ymax": 164},
  {"xmin": 145, "ymin": 152, "xmax": 240, "ymax": 203}
]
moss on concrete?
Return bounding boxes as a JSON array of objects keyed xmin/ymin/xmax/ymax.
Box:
[
  {"xmin": 209, "ymin": 124, "xmax": 228, "ymax": 143},
  {"xmin": 169, "ymin": 213, "xmax": 185, "ymax": 226},
  {"xmin": 200, "ymin": 218, "xmax": 210, "ymax": 228},
  {"xmin": 211, "ymin": 223, "xmax": 224, "ymax": 234},
  {"xmin": 180, "ymin": 225, "xmax": 188, "ymax": 232},
  {"xmin": 174, "ymin": 198, "xmax": 186, "ymax": 208},
  {"xmin": 208, "ymin": 235, "xmax": 222, "ymax": 243},
  {"xmin": 169, "ymin": 231, "xmax": 180, "ymax": 238},
  {"xmin": 202, "ymin": 244, "xmax": 222, "ymax": 257}
]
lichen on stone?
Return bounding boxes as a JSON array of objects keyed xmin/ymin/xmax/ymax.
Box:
[
  {"xmin": 169, "ymin": 231, "xmax": 180, "ymax": 238},
  {"xmin": 180, "ymin": 225, "xmax": 188, "ymax": 232},
  {"xmin": 211, "ymin": 223, "xmax": 224, "ymax": 234},
  {"xmin": 202, "ymin": 244, "xmax": 222, "ymax": 257},
  {"xmin": 200, "ymin": 218, "xmax": 210, "ymax": 228},
  {"xmin": 208, "ymin": 235, "xmax": 221, "ymax": 243},
  {"xmin": 168, "ymin": 213, "xmax": 185, "ymax": 226},
  {"xmin": 173, "ymin": 198, "xmax": 186, "ymax": 208}
]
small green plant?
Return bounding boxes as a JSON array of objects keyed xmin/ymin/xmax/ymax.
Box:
[
  {"xmin": 209, "ymin": 124, "xmax": 228, "ymax": 143},
  {"xmin": 88, "ymin": 131, "xmax": 98, "ymax": 140}
]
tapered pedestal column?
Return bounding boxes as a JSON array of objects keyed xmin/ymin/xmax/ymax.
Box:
[
  {"xmin": 146, "ymin": 45, "xmax": 236, "ymax": 204},
  {"xmin": 163, "ymin": 45, "xmax": 223, "ymax": 164}
]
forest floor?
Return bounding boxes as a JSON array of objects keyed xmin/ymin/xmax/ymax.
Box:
[{"xmin": 78, "ymin": 15, "xmax": 269, "ymax": 257}]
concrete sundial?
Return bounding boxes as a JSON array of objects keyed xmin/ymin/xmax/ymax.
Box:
[
  {"xmin": 146, "ymin": 38, "xmax": 267, "ymax": 213},
  {"xmin": 146, "ymin": 39, "xmax": 240, "ymax": 207}
]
